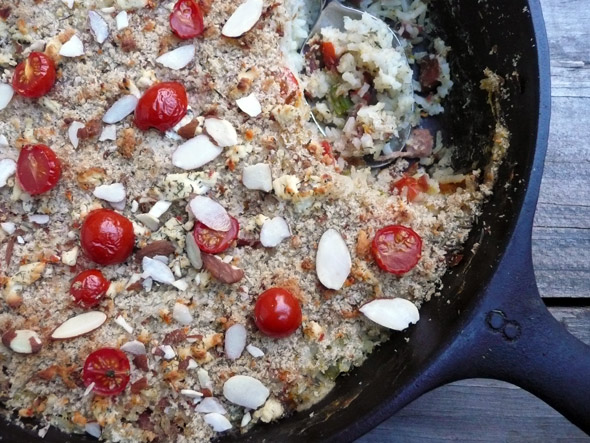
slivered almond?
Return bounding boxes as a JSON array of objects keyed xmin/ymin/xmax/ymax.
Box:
[
  {"xmin": 204, "ymin": 119, "xmax": 238, "ymax": 147},
  {"xmin": 51, "ymin": 311, "xmax": 107, "ymax": 340}
]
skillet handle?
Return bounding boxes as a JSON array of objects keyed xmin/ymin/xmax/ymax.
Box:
[{"xmin": 437, "ymin": 234, "xmax": 590, "ymax": 434}]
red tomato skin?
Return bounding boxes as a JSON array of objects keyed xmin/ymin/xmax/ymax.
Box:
[
  {"xmin": 83, "ymin": 348, "xmax": 130, "ymax": 396},
  {"xmin": 279, "ymin": 68, "xmax": 300, "ymax": 105},
  {"xmin": 16, "ymin": 144, "xmax": 61, "ymax": 195},
  {"xmin": 170, "ymin": 0, "xmax": 205, "ymax": 39},
  {"xmin": 254, "ymin": 288, "xmax": 302, "ymax": 338},
  {"xmin": 372, "ymin": 225, "xmax": 422, "ymax": 275},
  {"xmin": 321, "ymin": 42, "xmax": 339, "ymax": 70},
  {"xmin": 193, "ymin": 216, "xmax": 239, "ymax": 254},
  {"xmin": 81, "ymin": 209, "xmax": 135, "ymax": 266},
  {"xmin": 70, "ymin": 269, "xmax": 110, "ymax": 309},
  {"xmin": 392, "ymin": 175, "xmax": 429, "ymax": 202},
  {"xmin": 134, "ymin": 82, "xmax": 188, "ymax": 132},
  {"xmin": 12, "ymin": 52, "xmax": 56, "ymax": 98}
]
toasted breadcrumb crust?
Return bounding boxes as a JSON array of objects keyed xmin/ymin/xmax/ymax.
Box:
[{"xmin": 0, "ymin": 1, "xmax": 506, "ymax": 441}]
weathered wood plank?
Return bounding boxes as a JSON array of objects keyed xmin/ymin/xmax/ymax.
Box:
[
  {"xmin": 359, "ymin": 308, "xmax": 590, "ymax": 442},
  {"xmin": 366, "ymin": 0, "xmax": 590, "ymax": 440}
]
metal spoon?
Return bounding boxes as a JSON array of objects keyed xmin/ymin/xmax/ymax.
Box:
[{"xmin": 301, "ymin": 0, "xmax": 413, "ymax": 168}]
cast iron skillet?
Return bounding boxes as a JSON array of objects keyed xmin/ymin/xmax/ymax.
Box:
[{"xmin": 3, "ymin": 0, "xmax": 589, "ymax": 441}]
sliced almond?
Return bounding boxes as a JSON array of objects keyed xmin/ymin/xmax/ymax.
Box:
[
  {"xmin": 260, "ymin": 217, "xmax": 290, "ymax": 248},
  {"xmin": 0, "ymin": 83, "xmax": 14, "ymax": 111},
  {"xmin": 59, "ymin": 35, "xmax": 84, "ymax": 57},
  {"xmin": 51, "ymin": 311, "xmax": 107, "ymax": 340},
  {"xmin": 2, "ymin": 329, "xmax": 42, "ymax": 354},
  {"xmin": 1, "ymin": 222, "xmax": 16, "ymax": 235},
  {"xmin": 189, "ymin": 196, "xmax": 231, "ymax": 231},
  {"xmin": 204, "ymin": 119, "xmax": 238, "ymax": 147},
  {"xmin": 242, "ymin": 163, "xmax": 272, "ymax": 192},
  {"xmin": 0, "ymin": 159, "xmax": 16, "ymax": 188},
  {"xmin": 120, "ymin": 340, "xmax": 147, "ymax": 355},
  {"xmin": 196, "ymin": 397, "xmax": 227, "ymax": 414},
  {"xmin": 224, "ymin": 324, "xmax": 246, "ymax": 360},
  {"xmin": 246, "ymin": 344, "xmax": 264, "ymax": 358},
  {"xmin": 114, "ymin": 314, "xmax": 134, "ymax": 333},
  {"xmin": 116, "ymin": 11, "xmax": 129, "ymax": 30},
  {"xmin": 99, "ymin": 125, "xmax": 117, "ymax": 141},
  {"xmin": 156, "ymin": 45, "xmax": 195, "ymax": 70},
  {"xmin": 142, "ymin": 256, "xmax": 175, "ymax": 284},
  {"xmin": 89, "ymin": 11, "xmax": 109, "ymax": 44},
  {"xmin": 103, "ymin": 95, "xmax": 138, "ymax": 124},
  {"xmin": 173, "ymin": 302, "xmax": 193, "ymax": 325},
  {"xmin": 93, "ymin": 182, "xmax": 126, "ymax": 203},
  {"xmin": 236, "ymin": 93, "xmax": 261, "ymax": 117},
  {"xmin": 316, "ymin": 229, "xmax": 351, "ymax": 290},
  {"xmin": 172, "ymin": 135, "xmax": 223, "ymax": 170},
  {"xmin": 221, "ymin": 0, "xmax": 263, "ymax": 38},
  {"xmin": 223, "ymin": 375, "xmax": 269, "ymax": 409},
  {"xmin": 148, "ymin": 200, "xmax": 171, "ymax": 218},
  {"xmin": 202, "ymin": 253, "xmax": 244, "ymax": 284},
  {"xmin": 185, "ymin": 232, "xmax": 203, "ymax": 269},
  {"xmin": 85, "ymin": 422, "xmax": 101, "ymax": 439},
  {"xmin": 359, "ymin": 298, "xmax": 420, "ymax": 331},
  {"xmin": 136, "ymin": 213, "xmax": 160, "ymax": 231},
  {"xmin": 204, "ymin": 413, "xmax": 232, "ymax": 432},
  {"xmin": 180, "ymin": 389, "xmax": 203, "ymax": 399},
  {"xmin": 241, "ymin": 412, "xmax": 252, "ymax": 427},
  {"xmin": 28, "ymin": 214, "xmax": 50, "ymax": 225},
  {"xmin": 68, "ymin": 121, "xmax": 85, "ymax": 148}
]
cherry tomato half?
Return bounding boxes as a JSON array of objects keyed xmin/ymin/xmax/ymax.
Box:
[
  {"xmin": 372, "ymin": 225, "xmax": 422, "ymax": 275},
  {"xmin": 321, "ymin": 42, "xmax": 339, "ymax": 70},
  {"xmin": 134, "ymin": 82, "xmax": 188, "ymax": 132},
  {"xmin": 392, "ymin": 175, "xmax": 429, "ymax": 202},
  {"xmin": 193, "ymin": 216, "xmax": 239, "ymax": 254},
  {"xmin": 81, "ymin": 209, "xmax": 135, "ymax": 266},
  {"xmin": 12, "ymin": 52, "xmax": 56, "ymax": 98},
  {"xmin": 254, "ymin": 288, "xmax": 302, "ymax": 338},
  {"xmin": 70, "ymin": 269, "xmax": 110, "ymax": 309},
  {"xmin": 170, "ymin": 0, "xmax": 205, "ymax": 39},
  {"xmin": 16, "ymin": 144, "xmax": 61, "ymax": 195},
  {"xmin": 83, "ymin": 348, "xmax": 130, "ymax": 396}
]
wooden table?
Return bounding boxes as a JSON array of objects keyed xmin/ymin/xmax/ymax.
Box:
[{"xmin": 360, "ymin": 0, "xmax": 590, "ymax": 441}]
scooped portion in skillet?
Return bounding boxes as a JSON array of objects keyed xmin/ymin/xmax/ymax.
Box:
[{"xmin": 0, "ymin": 0, "xmax": 508, "ymax": 440}]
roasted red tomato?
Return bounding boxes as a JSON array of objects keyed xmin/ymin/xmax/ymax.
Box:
[
  {"xmin": 81, "ymin": 209, "xmax": 135, "ymax": 266},
  {"xmin": 278, "ymin": 67, "xmax": 300, "ymax": 105},
  {"xmin": 193, "ymin": 216, "xmax": 239, "ymax": 254},
  {"xmin": 372, "ymin": 225, "xmax": 422, "ymax": 275},
  {"xmin": 254, "ymin": 287, "xmax": 302, "ymax": 338},
  {"xmin": 83, "ymin": 348, "xmax": 130, "ymax": 396},
  {"xmin": 70, "ymin": 270, "xmax": 110, "ymax": 309},
  {"xmin": 134, "ymin": 82, "xmax": 188, "ymax": 132},
  {"xmin": 392, "ymin": 174, "xmax": 429, "ymax": 202},
  {"xmin": 170, "ymin": 0, "xmax": 205, "ymax": 39},
  {"xmin": 16, "ymin": 144, "xmax": 61, "ymax": 195},
  {"xmin": 12, "ymin": 52, "xmax": 56, "ymax": 98},
  {"xmin": 321, "ymin": 41, "xmax": 338, "ymax": 70}
]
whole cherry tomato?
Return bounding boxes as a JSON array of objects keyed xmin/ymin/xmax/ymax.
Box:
[
  {"xmin": 170, "ymin": 0, "xmax": 205, "ymax": 39},
  {"xmin": 392, "ymin": 175, "xmax": 429, "ymax": 202},
  {"xmin": 83, "ymin": 348, "xmax": 130, "ymax": 396},
  {"xmin": 372, "ymin": 225, "xmax": 422, "ymax": 275},
  {"xmin": 193, "ymin": 216, "xmax": 239, "ymax": 254},
  {"xmin": 134, "ymin": 82, "xmax": 188, "ymax": 132},
  {"xmin": 254, "ymin": 288, "xmax": 302, "ymax": 338},
  {"xmin": 80, "ymin": 209, "xmax": 135, "ymax": 266},
  {"xmin": 12, "ymin": 52, "xmax": 57, "ymax": 98},
  {"xmin": 70, "ymin": 269, "xmax": 110, "ymax": 309},
  {"xmin": 16, "ymin": 144, "xmax": 61, "ymax": 195}
]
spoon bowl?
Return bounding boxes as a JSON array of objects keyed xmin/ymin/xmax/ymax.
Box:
[{"xmin": 301, "ymin": 0, "xmax": 414, "ymax": 168}]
